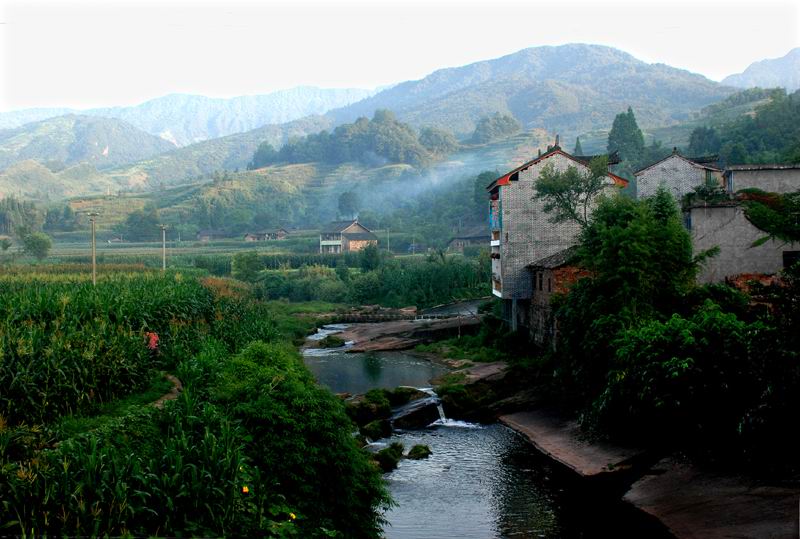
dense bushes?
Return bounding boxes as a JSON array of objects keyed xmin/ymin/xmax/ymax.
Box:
[
  {"xmin": 258, "ymin": 252, "xmax": 490, "ymax": 308},
  {"xmin": 543, "ymin": 188, "xmax": 799, "ymax": 469}
]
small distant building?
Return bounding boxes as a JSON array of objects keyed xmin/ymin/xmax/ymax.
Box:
[
  {"xmin": 635, "ymin": 149, "xmax": 722, "ymax": 200},
  {"xmin": 447, "ymin": 226, "xmax": 490, "ymax": 253},
  {"xmin": 319, "ymin": 220, "xmax": 378, "ymax": 254},
  {"xmin": 243, "ymin": 228, "xmax": 289, "ymax": 242},
  {"xmin": 724, "ymin": 163, "xmax": 800, "ymax": 194},
  {"xmin": 197, "ymin": 229, "xmax": 226, "ymax": 242},
  {"xmin": 689, "ymin": 201, "xmax": 799, "ymax": 283},
  {"xmin": 528, "ymin": 247, "xmax": 587, "ymax": 345}
]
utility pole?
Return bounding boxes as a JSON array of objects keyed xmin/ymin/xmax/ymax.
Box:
[
  {"xmin": 159, "ymin": 224, "xmax": 167, "ymax": 272},
  {"xmin": 88, "ymin": 212, "xmax": 99, "ymax": 286}
]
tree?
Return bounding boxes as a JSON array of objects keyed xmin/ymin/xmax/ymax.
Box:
[
  {"xmin": 533, "ymin": 156, "xmax": 610, "ymax": 229},
  {"xmin": 574, "ymin": 137, "xmax": 584, "ymax": 155},
  {"xmin": 248, "ymin": 141, "xmax": 280, "ymax": 169},
  {"xmin": 607, "ymin": 107, "xmax": 645, "ymax": 166},
  {"xmin": 231, "ymin": 251, "xmax": 262, "ymax": 282},
  {"xmin": 114, "ymin": 206, "xmax": 161, "ymax": 242},
  {"xmin": 473, "ymin": 171, "xmax": 496, "ymax": 212},
  {"xmin": 419, "ymin": 127, "xmax": 459, "ymax": 155},
  {"xmin": 359, "ymin": 243, "xmax": 381, "ymax": 272},
  {"xmin": 1, "ymin": 238, "xmax": 11, "ymax": 252},
  {"xmin": 688, "ymin": 126, "xmax": 721, "ymax": 156},
  {"xmin": 338, "ymin": 191, "xmax": 360, "ymax": 219},
  {"xmin": 470, "ymin": 113, "xmax": 521, "ymax": 144},
  {"xmin": 21, "ymin": 232, "xmax": 52, "ymax": 260}
]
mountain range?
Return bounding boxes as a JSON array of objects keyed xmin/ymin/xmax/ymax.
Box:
[
  {"xmin": 0, "ymin": 87, "xmax": 375, "ymax": 146},
  {"xmin": 722, "ymin": 48, "xmax": 800, "ymax": 92},
  {"xmin": 5, "ymin": 43, "xmax": 797, "ymax": 200}
]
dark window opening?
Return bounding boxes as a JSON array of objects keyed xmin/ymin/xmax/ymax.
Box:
[
  {"xmin": 784, "ymin": 251, "xmax": 800, "ymax": 269},
  {"xmin": 538, "ymin": 273, "xmax": 543, "ymax": 291},
  {"xmin": 548, "ymin": 278, "xmax": 551, "ymax": 292}
]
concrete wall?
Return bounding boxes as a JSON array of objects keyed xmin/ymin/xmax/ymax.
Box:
[
  {"xmin": 728, "ymin": 168, "xmax": 800, "ymax": 195},
  {"xmin": 691, "ymin": 204, "xmax": 799, "ymax": 283},
  {"xmin": 637, "ymin": 155, "xmax": 720, "ymax": 200}
]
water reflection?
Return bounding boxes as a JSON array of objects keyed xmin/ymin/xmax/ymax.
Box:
[{"xmin": 362, "ymin": 352, "xmax": 383, "ymax": 384}]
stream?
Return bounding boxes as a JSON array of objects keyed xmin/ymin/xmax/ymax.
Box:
[{"xmin": 303, "ymin": 325, "xmax": 663, "ymax": 539}]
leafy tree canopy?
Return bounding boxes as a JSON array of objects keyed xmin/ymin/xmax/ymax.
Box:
[
  {"xmin": 249, "ymin": 110, "xmax": 434, "ymax": 168},
  {"xmin": 21, "ymin": 231, "xmax": 52, "ymax": 260},
  {"xmin": 470, "ymin": 113, "xmax": 521, "ymax": 144},
  {"xmin": 533, "ymin": 156, "xmax": 610, "ymax": 229}
]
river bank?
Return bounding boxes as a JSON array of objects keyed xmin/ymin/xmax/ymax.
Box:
[{"xmin": 304, "ymin": 316, "xmax": 799, "ymax": 538}]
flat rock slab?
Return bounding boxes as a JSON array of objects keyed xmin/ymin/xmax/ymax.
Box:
[
  {"xmin": 624, "ymin": 457, "xmax": 800, "ymax": 539},
  {"xmin": 461, "ymin": 361, "xmax": 507, "ymax": 383},
  {"xmin": 341, "ymin": 318, "xmax": 480, "ymax": 353},
  {"xmin": 499, "ymin": 409, "xmax": 643, "ymax": 477}
]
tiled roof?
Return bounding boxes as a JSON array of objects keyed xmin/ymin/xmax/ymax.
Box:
[
  {"xmin": 487, "ymin": 146, "xmax": 627, "ymax": 190},
  {"xmin": 635, "ymin": 150, "xmax": 721, "ymax": 176},
  {"xmin": 527, "ymin": 246, "xmax": 580, "ymax": 269},
  {"xmin": 321, "ymin": 220, "xmax": 358, "ymax": 233},
  {"xmin": 726, "ymin": 163, "xmax": 800, "ymax": 171}
]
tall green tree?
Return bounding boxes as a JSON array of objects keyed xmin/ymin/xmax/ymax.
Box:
[
  {"xmin": 607, "ymin": 106, "xmax": 645, "ymax": 167},
  {"xmin": 688, "ymin": 126, "xmax": 721, "ymax": 156},
  {"xmin": 573, "ymin": 137, "xmax": 583, "ymax": 155}
]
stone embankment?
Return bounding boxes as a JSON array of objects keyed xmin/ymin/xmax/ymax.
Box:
[{"xmin": 435, "ymin": 361, "xmax": 799, "ymax": 539}]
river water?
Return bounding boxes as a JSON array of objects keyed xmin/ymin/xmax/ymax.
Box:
[{"xmin": 303, "ymin": 325, "xmax": 663, "ymax": 539}]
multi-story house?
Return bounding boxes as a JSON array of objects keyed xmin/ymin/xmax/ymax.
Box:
[
  {"xmin": 635, "ymin": 149, "xmax": 722, "ymax": 200},
  {"xmin": 319, "ymin": 219, "xmax": 378, "ymax": 254},
  {"xmin": 486, "ymin": 142, "xmax": 627, "ymax": 330}
]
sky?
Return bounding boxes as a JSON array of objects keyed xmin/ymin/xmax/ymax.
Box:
[{"xmin": 1, "ymin": 0, "xmax": 798, "ymax": 112}]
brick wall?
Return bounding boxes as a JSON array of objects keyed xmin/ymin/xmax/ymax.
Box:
[
  {"xmin": 728, "ymin": 169, "xmax": 800, "ymax": 195},
  {"xmin": 637, "ymin": 154, "xmax": 712, "ymax": 200},
  {"xmin": 500, "ymin": 154, "xmax": 583, "ymax": 299},
  {"xmin": 690, "ymin": 204, "xmax": 800, "ymax": 283}
]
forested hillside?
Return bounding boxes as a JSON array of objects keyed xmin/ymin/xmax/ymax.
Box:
[
  {"xmin": 0, "ymin": 115, "xmax": 175, "ymax": 171},
  {"xmin": 329, "ymin": 44, "xmax": 734, "ymax": 138}
]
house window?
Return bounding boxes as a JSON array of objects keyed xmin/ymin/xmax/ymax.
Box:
[
  {"xmin": 683, "ymin": 211, "xmax": 692, "ymax": 230},
  {"xmin": 505, "ymin": 232, "xmax": 509, "ymax": 242},
  {"xmin": 784, "ymin": 251, "xmax": 800, "ymax": 269},
  {"xmin": 705, "ymin": 170, "xmax": 714, "ymax": 184},
  {"xmin": 538, "ymin": 272, "xmax": 543, "ymax": 291},
  {"xmin": 548, "ymin": 278, "xmax": 551, "ymax": 292}
]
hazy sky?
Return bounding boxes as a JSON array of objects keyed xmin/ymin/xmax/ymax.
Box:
[{"xmin": 1, "ymin": 0, "xmax": 798, "ymax": 112}]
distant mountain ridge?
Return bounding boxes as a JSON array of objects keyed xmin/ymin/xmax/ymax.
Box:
[
  {"xmin": 0, "ymin": 44, "xmax": 742, "ymax": 199},
  {"xmin": 722, "ymin": 48, "xmax": 800, "ymax": 92},
  {"xmin": 0, "ymin": 87, "xmax": 376, "ymax": 146},
  {"xmin": 0, "ymin": 115, "xmax": 175, "ymax": 171},
  {"xmin": 330, "ymin": 44, "xmax": 734, "ymax": 138}
]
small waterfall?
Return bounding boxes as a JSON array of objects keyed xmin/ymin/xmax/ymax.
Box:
[{"xmin": 418, "ymin": 387, "xmax": 480, "ymax": 428}]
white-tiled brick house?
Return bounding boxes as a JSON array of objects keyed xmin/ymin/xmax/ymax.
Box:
[
  {"xmin": 486, "ymin": 144, "xmax": 628, "ymax": 330},
  {"xmin": 635, "ymin": 150, "xmax": 723, "ymax": 200}
]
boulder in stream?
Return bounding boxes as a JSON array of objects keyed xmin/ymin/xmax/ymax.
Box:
[
  {"xmin": 391, "ymin": 396, "xmax": 442, "ymax": 430},
  {"xmin": 407, "ymin": 444, "xmax": 432, "ymax": 460}
]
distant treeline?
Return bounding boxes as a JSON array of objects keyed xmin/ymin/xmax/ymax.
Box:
[
  {"xmin": 248, "ymin": 110, "xmax": 457, "ymax": 169},
  {"xmin": 688, "ymin": 88, "xmax": 800, "ymax": 164}
]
